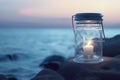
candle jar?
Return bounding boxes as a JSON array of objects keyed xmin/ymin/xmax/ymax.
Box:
[{"xmin": 72, "ymin": 13, "xmax": 105, "ymax": 63}]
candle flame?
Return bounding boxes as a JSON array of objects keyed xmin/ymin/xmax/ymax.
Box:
[{"xmin": 86, "ymin": 40, "xmax": 93, "ymax": 46}]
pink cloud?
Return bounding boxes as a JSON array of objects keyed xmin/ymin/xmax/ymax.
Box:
[
  {"xmin": 19, "ymin": 7, "xmax": 71, "ymax": 18},
  {"xmin": 19, "ymin": 8, "xmax": 42, "ymax": 17}
]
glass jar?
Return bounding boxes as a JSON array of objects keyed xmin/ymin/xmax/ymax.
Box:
[{"xmin": 72, "ymin": 13, "xmax": 105, "ymax": 63}]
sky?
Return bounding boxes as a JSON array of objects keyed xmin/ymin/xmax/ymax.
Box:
[{"xmin": 0, "ymin": 0, "xmax": 120, "ymax": 28}]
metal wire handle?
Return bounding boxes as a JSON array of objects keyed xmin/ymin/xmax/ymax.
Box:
[
  {"xmin": 101, "ymin": 21, "xmax": 106, "ymax": 41},
  {"xmin": 72, "ymin": 15, "xmax": 75, "ymax": 35}
]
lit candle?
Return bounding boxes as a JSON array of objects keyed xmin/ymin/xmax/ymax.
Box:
[{"xmin": 83, "ymin": 40, "xmax": 94, "ymax": 55}]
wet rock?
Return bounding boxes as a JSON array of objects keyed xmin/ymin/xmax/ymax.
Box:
[
  {"xmin": 0, "ymin": 74, "xmax": 8, "ymax": 80},
  {"xmin": 8, "ymin": 77, "xmax": 17, "ymax": 80},
  {"xmin": 101, "ymin": 60, "xmax": 120, "ymax": 71},
  {"xmin": 0, "ymin": 53, "xmax": 29, "ymax": 61},
  {"xmin": 31, "ymin": 69, "xmax": 64, "ymax": 80},
  {"xmin": 115, "ymin": 55, "xmax": 120, "ymax": 58},
  {"xmin": 6, "ymin": 54, "xmax": 18, "ymax": 61},
  {"xmin": 40, "ymin": 55, "xmax": 66, "ymax": 71},
  {"xmin": 103, "ymin": 35, "xmax": 120, "ymax": 57},
  {"xmin": 58, "ymin": 62, "xmax": 100, "ymax": 80},
  {"xmin": 0, "ymin": 54, "xmax": 18, "ymax": 61},
  {"xmin": 113, "ymin": 35, "xmax": 120, "ymax": 39},
  {"xmin": 94, "ymin": 70, "xmax": 120, "ymax": 80}
]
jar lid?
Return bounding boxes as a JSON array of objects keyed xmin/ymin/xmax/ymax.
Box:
[{"xmin": 74, "ymin": 13, "xmax": 103, "ymax": 21}]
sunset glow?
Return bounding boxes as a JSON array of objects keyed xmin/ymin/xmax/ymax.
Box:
[{"xmin": 0, "ymin": 0, "xmax": 120, "ymax": 28}]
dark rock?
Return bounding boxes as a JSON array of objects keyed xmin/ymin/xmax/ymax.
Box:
[
  {"xmin": 58, "ymin": 62, "xmax": 100, "ymax": 80},
  {"xmin": 94, "ymin": 70, "xmax": 120, "ymax": 80},
  {"xmin": 103, "ymin": 35, "xmax": 120, "ymax": 57},
  {"xmin": 0, "ymin": 53, "xmax": 29, "ymax": 61},
  {"xmin": 0, "ymin": 54, "xmax": 18, "ymax": 61},
  {"xmin": 40, "ymin": 55, "xmax": 66, "ymax": 71},
  {"xmin": 115, "ymin": 55, "xmax": 120, "ymax": 58},
  {"xmin": 113, "ymin": 35, "xmax": 120, "ymax": 39},
  {"xmin": 6, "ymin": 74, "xmax": 18, "ymax": 80},
  {"xmin": 8, "ymin": 77, "xmax": 17, "ymax": 80},
  {"xmin": 101, "ymin": 60, "xmax": 120, "ymax": 71},
  {"xmin": 41, "ymin": 62, "xmax": 59, "ymax": 71},
  {"xmin": 31, "ymin": 69, "xmax": 64, "ymax": 80},
  {"xmin": 6, "ymin": 54, "xmax": 18, "ymax": 61},
  {"xmin": 0, "ymin": 74, "xmax": 8, "ymax": 80}
]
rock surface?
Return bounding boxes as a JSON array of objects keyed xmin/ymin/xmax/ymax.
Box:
[
  {"xmin": 40, "ymin": 55, "xmax": 66, "ymax": 71},
  {"xmin": 58, "ymin": 62, "xmax": 100, "ymax": 80},
  {"xmin": 103, "ymin": 35, "xmax": 120, "ymax": 57},
  {"xmin": 0, "ymin": 74, "xmax": 7, "ymax": 80},
  {"xmin": 0, "ymin": 53, "xmax": 29, "ymax": 61},
  {"xmin": 31, "ymin": 69, "xmax": 64, "ymax": 80},
  {"xmin": 8, "ymin": 77, "xmax": 17, "ymax": 80}
]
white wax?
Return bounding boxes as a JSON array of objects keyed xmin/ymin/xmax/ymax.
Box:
[{"xmin": 83, "ymin": 41, "xmax": 94, "ymax": 55}]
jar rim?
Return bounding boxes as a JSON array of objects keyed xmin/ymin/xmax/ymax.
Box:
[{"xmin": 74, "ymin": 13, "xmax": 103, "ymax": 21}]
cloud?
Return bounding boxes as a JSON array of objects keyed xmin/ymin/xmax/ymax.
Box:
[
  {"xmin": 19, "ymin": 8, "xmax": 71, "ymax": 18},
  {"xmin": 1, "ymin": 0, "xmax": 120, "ymax": 27},
  {"xmin": 19, "ymin": 8, "xmax": 40, "ymax": 17}
]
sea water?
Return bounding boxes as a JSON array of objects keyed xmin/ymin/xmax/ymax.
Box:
[{"xmin": 0, "ymin": 28, "xmax": 119, "ymax": 80}]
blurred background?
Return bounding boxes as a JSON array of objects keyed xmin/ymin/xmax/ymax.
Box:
[{"xmin": 0, "ymin": 0, "xmax": 120, "ymax": 28}]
